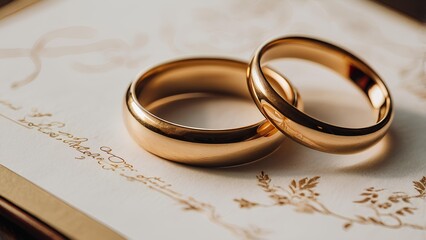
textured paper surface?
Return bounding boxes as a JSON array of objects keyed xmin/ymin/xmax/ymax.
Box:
[{"xmin": 0, "ymin": 0, "xmax": 425, "ymax": 239}]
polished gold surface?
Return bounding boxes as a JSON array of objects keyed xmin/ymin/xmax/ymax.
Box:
[
  {"xmin": 124, "ymin": 58, "xmax": 302, "ymax": 167},
  {"xmin": 248, "ymin": 36, "xmax": 393, "ymax": 153}
]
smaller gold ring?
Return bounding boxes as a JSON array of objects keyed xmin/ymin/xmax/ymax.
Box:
[
  {"xmin": 124, "ymin": 58, "xmax": 302, "ymax": 167},
  {"xmin": 248, "ymin": 36, "xmax": 393, "ymax": 153}
]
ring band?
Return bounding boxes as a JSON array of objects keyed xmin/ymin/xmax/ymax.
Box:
[
  {"xmin": 248, "ymin": 36, "xmax": 393, "ymax": 153},
  {"xmin": 124, "ymin": 58, "xmax": 302, "ymax": 167}
]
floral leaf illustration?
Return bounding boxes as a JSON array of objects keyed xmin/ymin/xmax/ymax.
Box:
[
  {"xmin": 290, "ymin": 179, "xmax": 297, "ymax": 191},
  {"xmin": 378, "ymin": 202, "xmax": 391, "ymax": 209},
  {"xmin": 354, "ymin": 188, "xmax": 380, "ymax": 204},
  {"xmin": 403, "ymin": 207, "xmax": 416, "ymax": 214},
  {"xmin": 299, "ymin": 178, "xmax": 308, "ymax": 188},
  {"xmin": 396, "ymin": 210, "xmax": 404, "ymax": 216},
  {"xmin": 235, "ymin": 171, "xmax": 426, "ymax": 231},
  {"xmin": 354, "ymin": 197, "xmax": 370, "ymax": 204},
  {"xmin": 257, "ymin": 171, "xmax": 270, "ymax": 183},
  {"xmin": 395, "ymin": 207, "xmax": 416, "ymax": 216},
  {"xmin": 413, "ymin": 176, "xmax": 426, "ymax": 196},
  {"xmin": 294, "ymin": 202, "xmax": 316, "ymax": 214},
  {"xmin": 234, "ymin": 198, "xmax": 259, "ymax": 209},
  {"xmin": 344, "ymin": 222, "xmax": 352, "ymax": 230},
  {"xmin": 302, "ymin": 176, "xmax": 320, "ymax": 190},
  {"xmin": 270, "ymin": 194, "xmax": 289, "ymax": 205}
]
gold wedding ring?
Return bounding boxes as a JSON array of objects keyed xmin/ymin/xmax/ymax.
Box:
[
  {"xmin": 248, "ymin": 36, "xmax": 393, "ymax": 153},
  {"xmin": 124, "ymin": 58, "xmax": 302, "ymax": 167}
]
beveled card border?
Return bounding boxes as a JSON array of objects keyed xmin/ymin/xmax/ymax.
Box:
[
  {"xmin": 0, "ymin": 165, "xmax": 125, "ymax": 240},
  {"xmin": 0, "ymin": 0, "xmax": 39, "ymax": 20}
]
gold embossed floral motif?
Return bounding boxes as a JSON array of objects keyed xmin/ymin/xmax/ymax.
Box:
[{"xmin": 234, "ymin": 172, "xmax": 426, "ymax": 231}]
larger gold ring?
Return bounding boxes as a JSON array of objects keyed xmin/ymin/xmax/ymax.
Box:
[
  {"xmin": 124, "ymin": 58, "xmax": 302, "ymax": 167},
  {"xmin": 248, "ymin": 36, "xmax": 393, "ymax": 153}
]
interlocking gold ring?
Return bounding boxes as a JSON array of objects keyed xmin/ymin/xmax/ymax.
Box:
[
  {"xmin": 124, "ymin": 58, "xmax": 302, "ymax": 167},
  {"xmin": 248, "ymin": 36, "xmax": 393, "ymax": 153}
]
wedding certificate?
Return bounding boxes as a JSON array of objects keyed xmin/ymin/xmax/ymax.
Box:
[{"xmin": 0, "ymin": 0, "xmax": 425, "ymax": 239}]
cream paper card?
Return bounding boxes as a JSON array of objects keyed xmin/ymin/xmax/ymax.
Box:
[{"xmin": 0, "ymin": 0, "xmax": 425, "ymax": 239}]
